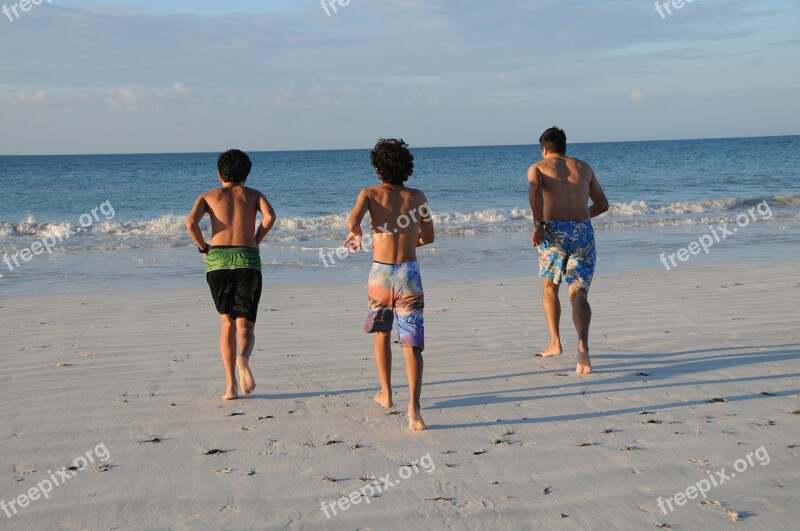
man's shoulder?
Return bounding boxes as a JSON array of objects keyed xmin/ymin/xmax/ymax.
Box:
[
  {"xmin": 527, "ymin": 160, "xmax": 547, "ymax": 178},
  {"xmin": 243, "ymin": 186, "xmax": 265, "ymax": 198},
  {"xmin": 567, "ymin": 156, "xmax": 592, "ymax": 169}
]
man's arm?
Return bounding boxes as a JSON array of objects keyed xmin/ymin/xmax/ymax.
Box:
[
  {"xmin": 185, "ymin": 194, "xmax": 209, "ymax": 252},
  {"xmin": 255, "ymin": 193, "xmax": 277, "ymax": 245},
  {"xmin": 417, "ymin": 194, "xmax": 434, "ymax": 247},
  {"xmin": 527, "ymin": 165, "xmax": 546, "ymax": 247},
  {"xmin": 588, "ymin": 170, "xmax": 609, "ymax": 218},
  {"xmin": 344, "ymin": 189, "xmax": 370, "ymax": 252}
]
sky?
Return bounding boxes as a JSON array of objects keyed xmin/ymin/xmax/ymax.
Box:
[{"xmin": 0, "ymin": 0, "xmax": 798, "ymax": 154}]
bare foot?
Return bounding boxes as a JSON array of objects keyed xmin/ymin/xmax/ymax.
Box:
[
  {"xmin": 237, "ymin": 357, "xmax": 256, "ymax": 395},
  {"xmin": 576, "ymin": 349, "xmax": 592, "ymax": 374},
  {"xmin": 408, "ymin": 408, "xmax": 426, "ymax": 431},
  {"xmin": 374, "ymin": 390, "xmax": 394, "ymax": 409},
  {"xmin": 539, "ymin": 343, "xmax": 563, "ymax": 357},
  {"xmin": 222, "ymin": 389, "xmax": 239, "ymax": 400}
]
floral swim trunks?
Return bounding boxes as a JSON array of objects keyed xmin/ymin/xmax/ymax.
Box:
[
  {"xmin": 364, "ymin": 261, "xmax": 425, "ymax": 350},
  {"xmin": 537, "ymin": 220, "xmax": 596, "ymax": 292}
]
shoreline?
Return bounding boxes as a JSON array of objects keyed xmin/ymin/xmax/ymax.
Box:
[{"xmin": 2, "ymin": 222, "xmax": 799, "ymax": 297}]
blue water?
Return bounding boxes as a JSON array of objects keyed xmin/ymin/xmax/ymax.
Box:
[{"xmin": 1, "ymin": 136, "xmax": 798, "ymax": 295}]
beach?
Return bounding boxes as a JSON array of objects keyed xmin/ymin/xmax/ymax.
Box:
[
  {"xmin": 1, "ymin": 260, "xmax": 798, "ymax": 530},
  {"xmin": 3, "ymin": 0, "xmax": 799, "ymax": 527}
]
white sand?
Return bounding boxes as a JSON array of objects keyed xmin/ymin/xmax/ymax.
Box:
[{"xmin": 1, "ymin": 261, "xmax": 799, "ymax": 530}]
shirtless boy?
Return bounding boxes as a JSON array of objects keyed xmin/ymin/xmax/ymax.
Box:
[
  {"xmin": 344, "ymin": 139, "xmax": 435, "ymax": 430},
  {"xmin": 528, "ymin": 127, "xmax": 609, "ymax": 374},
  {"xmin": 186, "ymin": 149, "xmax": 276, "ymax": 400}
]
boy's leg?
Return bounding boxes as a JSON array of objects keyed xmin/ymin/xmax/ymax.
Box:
[
  {"xmin": 373, "ymin": 332, "xmax": 393, "ymax": 408},
  {"xmin": 403, "ymin": 346, "xmax": 425, "ymax": 431},
  {"xmin": 541, "ymin": 279, "xmax": 562, "ymax": 356},
  {"xmin": 219, "ymin": 314, "xmax": 238, "ymax": 399},
  {"xmin": 569, "ymin": 286, "xmax": 592, "ymax": 374},
  {"xmin": 235, "ymin": 317, "xmax": 256, "ymax": 395}
]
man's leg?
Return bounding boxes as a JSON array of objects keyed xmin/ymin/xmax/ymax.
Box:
[
  {"xmin": 235, "ymin": 318, "xmax": 256, "ymax": 395},
  {"xmin": 219, "ymin": 315, "xmax": 238, "ymax": 399},
  {"xmin": 569, "ymin": 286, "xmax": 592, "ymax": 374},
  {"xmin": 403, "ymin": 346, "xmax": 425, "ymax": 430},
  {"xmin": 373, "ymin": 332, "xmax": 393, "ymax": 408},
  {"xmin": 541, "ymin": 279, "xmax": 562, "ymax": 356}
]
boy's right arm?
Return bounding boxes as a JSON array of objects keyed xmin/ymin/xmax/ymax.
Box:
[
  {"xmin": 255, "ymin": 193, "xmax": 277, "ymax": 245},
  {"xmin": 344, "ymin": 189, "xmax": 370, "ymax": 252},
  {"xmin": 185, "ymin": 194, "xmax": 208, "ymax": 252}
]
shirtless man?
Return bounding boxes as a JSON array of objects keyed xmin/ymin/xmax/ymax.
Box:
[
  {"xmin": 186, "ymin": 149, "xmax": 276, "ymax": 400},
  {"xmin": 344, "ymin": 138, "xmax": 435, "ymax": 430},
  {"xmin": 528, "ymin": 127, "xmax": 609, "ymax": 374}
]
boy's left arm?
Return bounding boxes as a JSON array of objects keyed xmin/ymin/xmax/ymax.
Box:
[
  {"xmin": 417, "ymin": 193, "xmax": 434, "ymax": 247},
  {"xmin": 255, "ymin": 193, "xmax": 277, "ymax": 245},
  {"xmin": 185, "ymin": 194, "xmax": 209, "ymax": 252},
  {"xmin": 344, "ymin": 189, "xmax": 370, "ymax": 252}
]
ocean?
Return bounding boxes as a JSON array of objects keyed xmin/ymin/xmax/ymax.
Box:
[{"xmin": 1, "ymin": 136, "xmax": 798, "ymax": 296}]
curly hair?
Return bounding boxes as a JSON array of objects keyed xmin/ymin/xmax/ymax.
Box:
[
  {"xmin": 217, "ymin": 149, "xmax": 252, "ymax": 184},
  {"xmin": 370, "ymin": 138, "xmax": 414, "ymax": 186}
]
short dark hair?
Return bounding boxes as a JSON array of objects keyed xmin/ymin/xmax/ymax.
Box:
[
  {"xmin": 539, "ymin": 127, "xmax": 567, "ymax": 154},
  {"xmin": 370, "ymin": 138, "xmax": 414, "ymax": 186},
  {"xmin": 218, "ymin": 149, "xmax": 252, "ymax": 183}
]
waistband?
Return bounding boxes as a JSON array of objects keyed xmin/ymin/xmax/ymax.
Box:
[
  {"xmin": 372, "ymin": 260, "xmax": 419, "ymax": 267},
  {"xmin": 544, "ymin": 220, "xmax": 593, "ymax": 228},
  {"xmin": 205, "ymin": 246, "xmax": 262, "ymax": 273}
]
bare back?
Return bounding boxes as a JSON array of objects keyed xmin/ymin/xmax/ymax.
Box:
[
  {"xmin": 203, "ymin": 185, "xmax": 262, "ymax": 247},
  {"xmin": 363, "ymin": 185, "xmax": 431, "ymax": 264},
  {"xmin": 531, "ymin": 156, "xmax": 594, "ymax": 221}
]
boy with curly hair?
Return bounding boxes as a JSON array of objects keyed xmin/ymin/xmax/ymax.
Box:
[{"xmin": 345, "ymin": 139, "xmax": 435, "ymax": 430}]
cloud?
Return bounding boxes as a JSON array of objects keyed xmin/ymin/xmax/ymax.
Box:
[{"xmin": 0, "ymin": 0, "xmax": 798, "ymax": 153}]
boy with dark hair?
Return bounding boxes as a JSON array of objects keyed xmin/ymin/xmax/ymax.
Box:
[
  {"xmin": 186, "ymin": 149, "xmax": 276, "ymax": 400},
  {"xmin": 345, "ymin": 139, "xmax": 435, "ymax": 430}
]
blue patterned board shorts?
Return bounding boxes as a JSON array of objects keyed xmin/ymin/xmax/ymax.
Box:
[
  {"xmin": 537, "ymin": 220, "xmax": 596, "ymax": 292},
  {"xmin": 364, "ymin": 261, "xmax": 425, "ymax": 350}
]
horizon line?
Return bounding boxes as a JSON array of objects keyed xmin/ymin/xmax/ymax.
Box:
[{"xmin": 1, "ymin": 133, "xmax": 797, "ymax": 157}]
